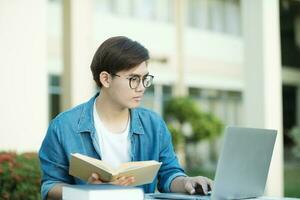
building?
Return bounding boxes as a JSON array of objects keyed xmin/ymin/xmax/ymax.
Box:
[{"xmin": 1, "ymin": 0, "xmax": 300, "ymax": 197}]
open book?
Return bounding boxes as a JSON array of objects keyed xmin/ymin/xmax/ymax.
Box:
[{"xmin": 69, "ymin": 153, "xmax": 162, "ymax": 186}]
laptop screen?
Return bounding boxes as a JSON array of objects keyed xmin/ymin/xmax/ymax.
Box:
[{"xmin": 212, "ymin": 127, "xmax": 277, "ymax": 199}]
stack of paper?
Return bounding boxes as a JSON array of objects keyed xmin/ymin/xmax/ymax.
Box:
[{"xmin": 63, "ymin": 184, "xmax": 144, "ymax": 200}]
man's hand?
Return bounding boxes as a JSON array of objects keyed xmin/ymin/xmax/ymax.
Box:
[
  {"xmin": 87, "ymin": 173, "xmax": 135, "ymax": 186},
  {"xmin": 182, "ymin": 176, "xmax": 213, "ymax": 195},
  {"xmin": 171, "ymin": 176, "xmax": 213, "ymax": 195}
]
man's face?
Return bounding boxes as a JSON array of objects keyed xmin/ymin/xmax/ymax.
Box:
[{"xmin": 107, "ymin": 61, "xmax": 150, "ymax": 109}]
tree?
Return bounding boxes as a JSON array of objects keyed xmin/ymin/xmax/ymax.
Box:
[
  {"xmin": 164, "ymin": 96, "xmax": 223, "ymax": 168},
  {"xmin": 289, "ymin": 126, "xmax": 300, "ymax": 159}
]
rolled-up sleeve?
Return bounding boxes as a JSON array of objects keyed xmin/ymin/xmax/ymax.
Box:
[
  {"xmin": 157, "ymin": 119, "xmax": 187, "ymax": 192},
  {"xmin": 39, "ymin": 119, "xmax": 74, "ymax": 200}
]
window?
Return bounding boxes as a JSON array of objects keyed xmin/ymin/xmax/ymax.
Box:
[
  {"xmin": 224, "ymin": 0, "xmax": 241, "ymax": 35},
  {"xmin": 155, "ymin": 0, "xmax": 173, "ymax": 22},
  {"xmin": 94, "ymin": 0, "xmax": 173, "ymax": 23},
  {"xmin": 187, "ymin": 0, "xmax": 209, "ymax": 29},
  {"xmin": 49, "ymin": 75, "xmax": 61, "ymax": 120},
  {"xmin": 134, "ymin": 0, "xmax": 155, "ymax": 20},
  {"xmin": 187, "ymin": 0, "xmax": 241, "ymax": 35},
  {"xmin": 188, "ymin": 88, "xmax": 242, "ymax": 126},
  {"xmin": 94, "ymin": 0, "xmax": 114, "ymax": 14},
  {"xmin": 208, "ymin": 0, "xmax": 225, "ymax": 32}
]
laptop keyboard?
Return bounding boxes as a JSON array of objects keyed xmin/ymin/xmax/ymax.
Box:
[{"xmin": 145, "ymin": 193, "xmax": 211, "ymax": 200}]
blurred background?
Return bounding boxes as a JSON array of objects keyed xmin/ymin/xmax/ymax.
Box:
[{"xmin": 0, "ymin": 0, "xmax": 300, "ymax": 199}]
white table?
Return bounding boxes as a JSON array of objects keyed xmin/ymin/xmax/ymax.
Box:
[{"xmin": 144, "ymin": 193, "xmax": 299, "ymax": 200}]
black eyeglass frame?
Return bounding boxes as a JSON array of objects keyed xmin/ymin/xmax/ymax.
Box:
[{"xmin": 111, "ymin": 73, "xmax": 154, "ymax": 89}]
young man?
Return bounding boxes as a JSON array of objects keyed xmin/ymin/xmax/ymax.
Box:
[{"xmin": 39, "ymin": 36, "xmax": 213, "ymax": 200}]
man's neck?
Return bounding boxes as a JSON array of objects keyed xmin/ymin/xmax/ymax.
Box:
[{"xmin": 95, "ymin": 94, "xmax": 129, "ymax": 133}]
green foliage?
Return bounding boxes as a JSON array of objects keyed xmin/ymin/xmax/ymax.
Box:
[
  {"xmin": 164, "ymin": 97, "xmax": 200, "ymax": 123},
  {"xmin": 167, "ymin": 124, "xmax": 184, "ymax": 150},
  {"xmin": 185, "ymin": 167, "xmax": 215, "ymax": 180},
  {"xmin": 284, "ymin": 163, "xmax": 300, "ymax": 197},
  {"xmin": 0, "ymin": 152, "xmax": 41, "ymax": 200},
  {"xmin": 189, "ymin": 112, "xmax": 223, "ymax": 142},
  {"xmin": 289, "ymin": 126, "xmax": 300, "ymax": 158},
  {"xmin": 164, "ymin": 96, "xmax": 223, "ymax": 146}
]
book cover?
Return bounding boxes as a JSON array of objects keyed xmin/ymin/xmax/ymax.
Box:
[
  {"xmin": 69, "ymin": 153, "xmax": 162, "ymax": 186},
  {"xmin": 63, "ymin": 184, "xmax": 144, "ymax": 200}
]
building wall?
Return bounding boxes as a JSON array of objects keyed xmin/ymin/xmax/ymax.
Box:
[
  {"xmin": 0, "ymin": 0, "xmax": 48, "ymax": 152},
  {"xmin": 46, "ymin": 0, "xmax": 244, "ymax": 126}
]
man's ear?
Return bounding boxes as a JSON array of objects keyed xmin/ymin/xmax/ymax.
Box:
[{"xmin": 99, "ymin": 71, "xmax": 111, "ymax": 88}]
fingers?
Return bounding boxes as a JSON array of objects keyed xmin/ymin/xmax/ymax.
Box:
[
  {"xmin": 195, "ymin": 183, "xmax": 205, "ymax": 194},
  {"xmin": 184, "ymin": 177, "xmax": 212, "ymax": 195},
  {"xmin": 194, "ymin": 177, "xmax": 211, "ymax": 195},
  {"xmin": 184, "ymin": 180, "xmax": 196, "ymax": 194},
  {"xmin": 87, "ymin": 173, "xmax": 135, "ymax": 186},
  {"xmin": 87, "ymin": 173, "xmax": 103, "ymax": 184},
  {"xmin": 206, "ymin": 178, "xmax": 213, "ymax": 191},
  {"xmin": 111, "ymin": 176, "xmax": 135, "ymax": 186},
  {"xmin": 198, "ymin": 181, "xmax": 208, "ymax": 195}
]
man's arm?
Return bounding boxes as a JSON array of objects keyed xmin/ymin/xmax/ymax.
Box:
[
  {"xmin": 156, "ymin": 118, "xmax": 187, "ymax": 192},
  {"xmin": 155, "ymin": 115, "xmax": 213, "ymax": 194},
  {"xmin": 46, "ymin": 184, "xmax": 67, "ymax": 200},
  {"xmin": 39, "ymin": 119, "xmax": 74, "ymax": 200}
]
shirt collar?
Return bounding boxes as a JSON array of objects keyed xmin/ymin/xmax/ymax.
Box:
[
  {"xmin": 77, "ymin": 93, "xmax": 99, "ymax": 134},
  {"xmin": 130, "ymin": 108, "xmax": 145, "ymax": 135},
  {"xmin": 77, "ymin": 92, "xmax": 145, "ymax": 135}
]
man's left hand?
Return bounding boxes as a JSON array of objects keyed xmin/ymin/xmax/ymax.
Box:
[{"xmin": 182, "ymin": 176, "xmax": 213, "ymax": 195}]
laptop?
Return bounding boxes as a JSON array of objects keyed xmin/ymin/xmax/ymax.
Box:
[{"xmin": 146, "ymin": 126, "xmax": 277, "ymax": 200}]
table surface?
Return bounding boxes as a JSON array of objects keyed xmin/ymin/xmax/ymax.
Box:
[{"xmin": 144, "ymin": 193, "xmax": 300, "ymax": 200}]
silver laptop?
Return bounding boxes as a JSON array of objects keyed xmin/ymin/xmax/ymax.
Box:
[
  {"xmin": 146, "ymin": 126, "xmax": 277, "ymax": 200},
  {"xmin": 211, "ymin": 126, "xmax": 277, "ymax": 199}
]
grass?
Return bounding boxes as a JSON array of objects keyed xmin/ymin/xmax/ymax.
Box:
[{"xmin": 284, "ymin": 163, "xmax": 300, "ymax": 198}]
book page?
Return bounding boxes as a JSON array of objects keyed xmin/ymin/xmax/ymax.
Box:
[
  {"xmin": 116, "ymin": 161, "xmax": 162, "ymax": 186},
  {"xmin": 72, "ymin": 153, "xmax": 114, "ymax": 173},
  {"xmin": 69, "ymin": 153, "xmax": 117, "ymax": 182},
  {"xmin": 118, "ymin": 160, "xmax": 160, "ymax": 172}
]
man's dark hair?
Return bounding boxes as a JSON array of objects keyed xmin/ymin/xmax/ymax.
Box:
[{"xmin": 90, "ymin": 36, "xmax": 150, "ymax": 88}]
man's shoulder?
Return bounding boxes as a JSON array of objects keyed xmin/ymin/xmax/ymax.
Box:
[
  {"xmin": 133, "ymin": 107, "xmax": 163, "ymax": 122},
  {"xmin": 54, "ymin": 93, "xmax": 97, "ymax": 121},
  {"xmin": 52, "ymin": 101, "xmax": 90, "ymax": 124}
]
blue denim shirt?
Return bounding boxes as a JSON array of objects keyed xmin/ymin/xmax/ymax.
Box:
[{"xmin": 39, "ymin": 93, "xmax": 186, "ymax": 200}]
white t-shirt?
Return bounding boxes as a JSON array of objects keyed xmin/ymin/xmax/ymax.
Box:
[{"xmin": 93, "ymin": 101, "xmax": 131, "ymax": 169}]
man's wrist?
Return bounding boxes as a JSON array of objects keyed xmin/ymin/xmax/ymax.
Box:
[{"xmin": 170, "ymin": 176, "xmax": 188, "ymax": 193}]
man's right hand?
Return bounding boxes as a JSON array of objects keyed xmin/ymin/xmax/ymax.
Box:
[{"xmin": 87, "ymin": 173, "xmax": 135, "ymax": 186}]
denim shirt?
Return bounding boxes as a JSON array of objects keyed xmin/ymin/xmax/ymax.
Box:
[{"xmin": 39, "ymin": 93, "xmax": 186, "ymax": 200}]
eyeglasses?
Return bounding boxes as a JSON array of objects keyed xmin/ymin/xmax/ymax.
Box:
[{"xmin": 111, "ymin": 73, "xmax": 154, "ymax": 89}]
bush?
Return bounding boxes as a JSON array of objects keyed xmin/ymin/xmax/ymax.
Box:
[
  {"xmin": 289, "ymin": 126, "xmax": 300, "ymax": 159},
  {"xmin": 0, "ymin": 152, "xmax": 41, "ymax": 200},
  {"xmin": 167, "ymin": 124, "xmax": 184, "ymax": 150},
  {"xmin": 164, "ymin": 96, "xmax": 223, "ymax": 145}
]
